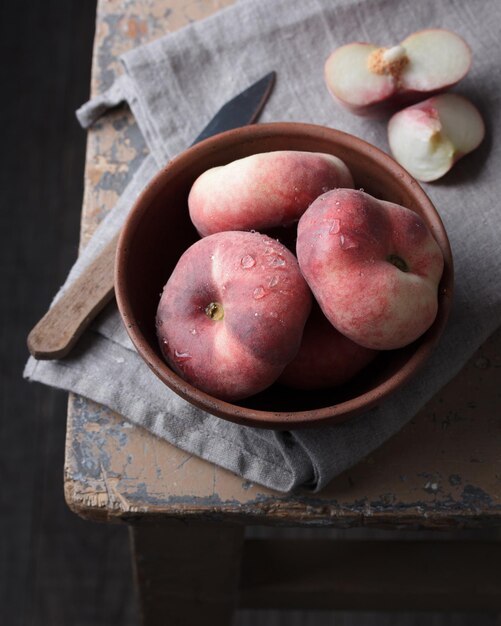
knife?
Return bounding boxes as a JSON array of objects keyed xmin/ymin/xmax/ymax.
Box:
[{"xmin": 27, "ymin": 71, "xmax": 276, "ymax": 360}]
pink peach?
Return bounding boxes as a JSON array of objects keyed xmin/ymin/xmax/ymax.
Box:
[
  {"xmin": 279, "ymin": 303, "xmax": 378, "ymax": 390},
  {"xmin": 325, "ymin": 29, "xmax": 472, "ymax": 117},
  {"xmin": 296, "ymin": 189, "xmax": 444, "ymax": 350},
  {"xmin": 188, "ymin": 150, "xmax": 354, "ymax": 236},
  {"xmin": 156, "ymin": 231, "xmax": 312, "ymax": 401}
]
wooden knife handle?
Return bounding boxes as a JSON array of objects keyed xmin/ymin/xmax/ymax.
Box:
[{"xmin": 27, "ymin": 234, "xmax": 118, "ymax": 360}]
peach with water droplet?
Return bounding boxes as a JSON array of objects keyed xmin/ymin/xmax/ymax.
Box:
[
  {"xmin": 296, "ymin": 189, "xmax": 444, "ymax": 350},
  {"xmin": 188, "ymin": 150, "xmax": 354, "ymax": 236},
  {"xmin": 156, "ymin": 231, "xmax": 312, "ymax": 401}
]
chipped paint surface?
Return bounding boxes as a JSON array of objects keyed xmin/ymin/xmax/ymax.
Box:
[
  {"xmin": 66, "ymin": 326, "xmax": 501, "ymax": 527},
  {"xmin": 79, "ymin": 0, "xmax": 234, "ymax": 249},
  {"xmin": 67, "ymin": 0, "xmax": 501, "ymax": 528}
]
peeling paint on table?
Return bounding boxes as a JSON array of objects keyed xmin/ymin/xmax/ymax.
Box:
[
  {"xmin": 66, "ymin": 0, "xmax": 501, "ymax": 528},
  {"xmin": 66, "ymin": 333, "xmax": 501, "ymax": 527}
]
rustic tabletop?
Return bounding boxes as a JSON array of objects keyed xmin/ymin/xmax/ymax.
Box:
[{"xmin": 64, "ymin": 0, "xmax": 501, "ymax": 529}]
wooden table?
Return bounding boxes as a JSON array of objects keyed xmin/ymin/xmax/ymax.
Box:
[{"xmin": 65, "ymin": 1, "xmax": 501, "ymax": 622}]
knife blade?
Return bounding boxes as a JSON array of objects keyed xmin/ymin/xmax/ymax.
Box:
[{"xmin": 27, "ymin": 72, "xmax": 276, "ymax": 360}]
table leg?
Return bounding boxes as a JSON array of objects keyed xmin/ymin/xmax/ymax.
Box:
[{"xmin": 130, "ymin": 521, "xmax": 244, "ymax": 626}]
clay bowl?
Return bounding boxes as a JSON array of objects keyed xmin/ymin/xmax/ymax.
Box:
[{"xmin": 115, "ymin": 122, "xmax": 453, "ymax": 429}]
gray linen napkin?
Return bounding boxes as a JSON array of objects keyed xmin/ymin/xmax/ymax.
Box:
[{"xmin": 24, "ymin": 0, "xmax": 501, "ymax": 493}]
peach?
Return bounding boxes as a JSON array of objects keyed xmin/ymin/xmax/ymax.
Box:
[
  {"xmin": 325, "ymin": 29, "xmax": 471, "ymax": 117},
  {"xmin": 188, "ymin": 150, "xmax": 354, "ymax": 236},
  {"xmin": 296, "ymin": 189, "xmax": 444, "ymax": 350},
  {"xmin": 388, "ymin": 93, "xmax": 485, "ymax": 182},
  {"xmin": 279, "ymin": 303, "xmax": 378, "ymax": 390},
  {"xmin": 156, "ymin": 231, "xmax": 312, "ymax": 401}
]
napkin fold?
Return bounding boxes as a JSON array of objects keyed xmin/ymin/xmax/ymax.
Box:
[{"xmin": 25, "ymin": 0, "xmax": 501, "ymax": 492}]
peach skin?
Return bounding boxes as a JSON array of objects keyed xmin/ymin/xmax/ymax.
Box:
[
  {"xmin": 296, "ymin": 189, "xmax": 444, "ymax": 350},
  {"xmin": 156, "ymin": 231, "xmax": 312, "ymax": 401},
  {"xmin": 279, "ymin": 302, "xmax": 378, "ymax": 390},
  {"xmin": 188, "ymin": 150, "xmax": 354, "ymax": 236}
]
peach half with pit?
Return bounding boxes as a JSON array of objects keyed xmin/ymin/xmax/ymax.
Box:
[
  {"xmin": 156, "ymin": 230, "xmax": 312, "ymax": 402},
  {"xmin": 188, "ymin": 150, "xmax": 354, "ymax": 236},
  {"xmin": 324, "ymin": 29, "xmax": 471, "ymax": 117},
  {"xmin": 296, "ymin": 189, "xmax": 444, "ymax": 351}
]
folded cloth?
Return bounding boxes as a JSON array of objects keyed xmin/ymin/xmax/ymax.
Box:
[{"xmin": 24, "ymin": 0, "xmax": 501, "ymax": 492}]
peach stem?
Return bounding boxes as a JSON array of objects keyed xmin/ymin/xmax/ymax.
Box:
[
  {"xmin": 205, "ymin": 301, "xmax": 224, "ymax": 321},
  {"xmin": 387, "ymin": 254, "xmax": 409, "ymax": 272}
]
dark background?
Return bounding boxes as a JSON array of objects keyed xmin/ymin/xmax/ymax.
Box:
[
  {"xmin": 1, "ymin": 2, "xmax": 499, "ymax": 625},
  {"xmin": 1, "ymin": 1, "xmax": 139, "ymax": 624}
]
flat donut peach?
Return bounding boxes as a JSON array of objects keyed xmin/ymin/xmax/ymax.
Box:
[
  {"xmin": 296, "ymin": 189, "xmax": 444, "ymax": 350},
  {"xmin": 188, "ymin": 150, "xmax": 354, "ymax": 236},
  {"xmin": 279, "ymin": 303, "xmax": 378, "ymax": 390},
  {"xmin": 156, "ymin": 231, "xmax": 312, "ymax": 401}
]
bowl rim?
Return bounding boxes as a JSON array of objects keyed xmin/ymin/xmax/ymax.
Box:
[{"xmin": 115, "ymin": 121, "xmax": 454, "ymax": 429}]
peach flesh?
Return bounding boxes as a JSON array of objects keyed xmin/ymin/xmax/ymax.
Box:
[
  {"xmin": 296, "ymin": 189, "xmax": 444, "ymax": 350},
  {"xmin": 188, "ymin": 150, "xmax": 354, "ymax": 236},
  {"xmin": 156, "ymin": 231, "xmax": 312, "ymax": 401},
  {"xmin": 324, "ymin": 29, "xmax": 472, "ymax": 117},
  {"xmin": 388, "ymin": 93, "xmax": 485, "ymax": 182}
]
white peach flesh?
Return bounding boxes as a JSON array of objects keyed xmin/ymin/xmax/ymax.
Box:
[{"xmin": 388, "ymin": 93, "xmax": 485, "ymax": 182}]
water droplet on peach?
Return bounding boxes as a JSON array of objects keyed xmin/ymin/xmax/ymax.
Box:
[
  {"xmin": 339, "ymin": 234, "xmax": 358, "ymax": 250},
  {"xmin": 329, "ymin": 219, "xmax": 341, "ymax": 234},
  {"xmin": 174, "ymin": 350, "xmax": 192, "ymax": 362},
  {"xmin": 268, "ymin": 275, "xmax": 279, "ymax": 288},
  {"xmin": 240, "ymin": 254, "xmax": 256, "ymax": 268},
  {"xmin": 269, "ymin": 255, "xmax": 286, "ymax": 267},
  {"xmin": 253, "ymin": 286, "xmax": 266, "ymax": 299}
]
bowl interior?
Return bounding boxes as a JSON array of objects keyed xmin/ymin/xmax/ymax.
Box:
[{"xmin": 116, "ymin": 123, "xmax": 453, "ymax": 429}]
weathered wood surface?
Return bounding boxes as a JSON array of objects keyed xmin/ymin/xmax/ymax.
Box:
[{"xmin": 66, "ymin": 0, "xmax": 501, "ymax": 528}]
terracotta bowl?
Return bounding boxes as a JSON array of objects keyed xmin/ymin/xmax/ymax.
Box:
[{"xmin": 115, "ymin": 122, "xmax": 453, "ymax": 429}]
